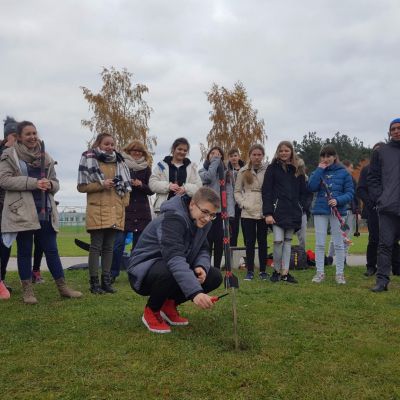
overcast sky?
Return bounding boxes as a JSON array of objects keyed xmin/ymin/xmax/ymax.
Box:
[{"xmin": 1, "ymin": 0, "xmax": 399, "ymax": 207}]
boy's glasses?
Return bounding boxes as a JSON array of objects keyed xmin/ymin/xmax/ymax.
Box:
[{"xmin": 194, "ymin": 203, "xmax": 217, "ymax": 220}]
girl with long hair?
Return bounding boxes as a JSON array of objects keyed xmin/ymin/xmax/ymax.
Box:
[
  {"xmin": 0, "ymin": 121, "xmax": 82, "ymax": 304},
  {"xmin": 234, "ymin": 144, "xmax": 268, "ymax": 280},
  {"xmin": 149, "ymin": 137, "xmax": 202, "ymax": 213},
  {"xmin": 78, "ymin": 133, "xmax": 131, "ymax": 294},
  {"xmin": 199, "ymin": 146, "xmax": 234, "ymax": 269},
  {"xmin": 110, "ymin": 140, "xmax": 153, "ymax": 281},
  {"xmin": 262, "ymin": 141, "xmax": 307, "ymax": 283},
  {"xmin": 308, "ymin": 144, "xmax": 354, "ymax": 284}
]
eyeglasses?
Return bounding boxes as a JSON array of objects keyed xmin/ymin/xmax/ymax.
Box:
[
  {"xmin": 194, "ymin": 203, "xmax": 217, "ymax": 221},
  {"xmin": 391, "ymin": 126, "xmax": 400, "ymax": 132},
  {"xmin": 130, "ymin": 149, "xmax": 143, "ymax": 153}
]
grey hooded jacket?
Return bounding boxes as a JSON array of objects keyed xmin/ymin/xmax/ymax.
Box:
[
  {"xmin": 127, "ymin": 195, "xmax": 212, "ymax": 299},
  {"xmin": 198, "ymin": 157, "xmax": 235, "ymax": 217}
]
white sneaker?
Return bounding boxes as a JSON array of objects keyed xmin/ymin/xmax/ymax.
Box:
[
  {"xmin": 335, "ymin": 274, "xmax": 346, "ymax": 284},
  {"xmin": 312, "ymin": 272, "xmax": 325, "ymax": 283}
]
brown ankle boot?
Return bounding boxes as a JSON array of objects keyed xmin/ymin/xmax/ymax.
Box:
[
  {"xmin": 21, "ymin": 280, "xmax": 38, "ymax": 305},
  {"xmin": 55, "ymin": 277, "xmax": 83, "ymax": 298}
]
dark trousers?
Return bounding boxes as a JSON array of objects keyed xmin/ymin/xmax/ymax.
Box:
[
  {"xmin": 207, "ymin": 213, "xmax": 224, "ymax": 269},
  {"xmin": 111, "ymin": 231, "xmax": 141, "ymax": 278},
  {"xmin": 88, "ymin": 229, "xmax": 116, "ymax": 277},
  {"xmin": 376, "ymin": 213, "xmax": 400, "ymax": 284},
  {"xmin": 241, "ymin": 218, "xmax": 268, "ymax": 272},
  {"xmin": 33, "ymin": 233, "xmax": 44, "ymax": 272},
  {"xmin": 129, "ymin": 260, "xmax": 223, "ymax": 311},
  {"xmin": 230, "ymin": 204, "xmax": 246, "ymax": 247},
  {"xmin": 366, "ymin": 209, "xmax": 400, "ymax": 273},
  {"xmin": 16, "ymin": 220, "xmax": 64, "ymax": 281},
  {"xmin": 0, "ymin": 238, "xmax": 11, "ymax": 281}
]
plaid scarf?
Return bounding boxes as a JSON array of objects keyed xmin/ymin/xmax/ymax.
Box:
[{"xmin": 77, "ymin": 148, "xmax": 131, "ymax": 197}]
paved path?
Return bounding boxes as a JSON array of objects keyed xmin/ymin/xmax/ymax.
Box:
[{"xmin": 5, "ymin": 253, "xmax": 366, "ymax": 271}]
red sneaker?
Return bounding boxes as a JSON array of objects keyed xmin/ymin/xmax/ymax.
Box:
[
  {"xmin": 32, "ymin": 271, "xmax": 45, "ymax": 284},
  {"xmin": 160, "ymin": 299, "xmax": 189, "ymax": 326},
  {"xmin": 0, "ymin": 280, "xmax": 10, "ymax": 300},
  {"xmin": 142, "ymin": 307, "xmax": 171, "ymax": 333}
]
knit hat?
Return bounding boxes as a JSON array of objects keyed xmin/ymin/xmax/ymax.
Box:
[
  {"xmin": 3, "ymin": 116, "xmax": 18, "ymax": 138},
  {"xmin": 389, "ymin": 118, "xmax": 400, "ymax": 131}
]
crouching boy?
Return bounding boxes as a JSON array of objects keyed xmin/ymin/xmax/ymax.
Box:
[{"xmin": 127, "ymin": 187, "xmax": 223, "ymax": 333}]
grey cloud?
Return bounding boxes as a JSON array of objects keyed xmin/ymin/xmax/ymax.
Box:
[{"xmin": 1, "ymin": 0, "xmax": 399, "ymax": 206}]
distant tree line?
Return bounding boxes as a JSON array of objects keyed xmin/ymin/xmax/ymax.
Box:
[{"xmin": 294, "ymin": 131, "xmax": 372, "ymax": 174}]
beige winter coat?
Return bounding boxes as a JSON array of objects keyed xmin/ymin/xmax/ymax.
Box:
[
  {"xmin": 234, "ymin": 163, "xmax": 268, "ymax": 219},
  {"xmin": 0, "ymin": 147, "xmax": 60, "ymax": 232},
  {"xmin": 77, "ymin": 161, "xmax": 129, "ymax": 231}
]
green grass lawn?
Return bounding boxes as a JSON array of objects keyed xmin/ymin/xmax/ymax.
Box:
[
  {"xmin": 9, "ymin": 227, "xmax": 369, "ymax": 257},
  {"xmin": 1, "ymin": 267, "xmax": 400, "ymax": 399}
]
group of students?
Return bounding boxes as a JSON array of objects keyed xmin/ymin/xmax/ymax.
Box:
[{"xmin": 1, "ymin": 114, "xmax": 399, "ymax": 334}]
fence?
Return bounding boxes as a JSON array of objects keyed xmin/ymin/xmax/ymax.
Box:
[{"xmin": 58, "ymin": 206, "xmax": 86, "ymax": 232}]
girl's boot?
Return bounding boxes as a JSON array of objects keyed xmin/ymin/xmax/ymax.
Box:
[
  {"xmin": 55, "ymin": 277, "xmax": 83, "ymax": 298},
  {"xmin": 101, "ymin": 273, "xmax": 117, "ymax": 293},
  {"xmin": 90, "ymin": 276, "xmax": 105, "ymax": 294},
  {"xmin": 21, "ymin": 280, "xmax": 38, "ymax": 304}
]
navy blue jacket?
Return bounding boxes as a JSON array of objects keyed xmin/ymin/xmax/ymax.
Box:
[
  {"xmin": 262, "ymin": 161, "xmax": 307, "ymax": 231},
  {"xmin": 308, "ymin": 163, "xmax": 354, "ymax": 216}
]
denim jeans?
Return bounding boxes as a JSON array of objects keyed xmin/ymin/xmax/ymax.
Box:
[
  {"xmin": 110, "ymin": 231, "xmax": 141, "ymax": 278},
  {"xmin": 272, "ymin": 225, "xmax": 294, "ymax": 272},
  {"xmin": 314, "ymin": 214, "xmax": 345, "ymax": 274},
  {"xmin": 295, "ymin": 213, "xmax": 307, "ymax": 249},
  {"xmin": 16, "ymin": 220, "xmax": 64, "ymax": 281},
  {"xmin": 327, "ymin": 210, "xmax": 355, "ymax": 259}
]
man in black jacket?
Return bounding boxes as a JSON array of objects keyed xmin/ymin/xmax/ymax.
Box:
[
  {"xmin": 127, "ymin": 187, "xmax": 223, "ymax": 333},
  {"xmin": 368, "ymin": 118, "xmax": 400, "ymax": 292},
  {"xmin": 357, "ymin": 142, "xmax": 400, "ymax": 277}
]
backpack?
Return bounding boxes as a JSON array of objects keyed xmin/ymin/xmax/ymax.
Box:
[{"xmin": 289, "ymin": 245, "xmax": 308, "ymax": 270}]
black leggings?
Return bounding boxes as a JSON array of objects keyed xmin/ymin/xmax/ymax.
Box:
[
  {"xmin": 0, "ymin": 239, "xmax": 11, "ymax": 281},
  {"xmin": 241, "ymin": 218, "xmax": 268, "ymax": 272},
  {"xmin": 207, "ymin": 213, "xmax": 224, "ymax": 269},
  {"xmin": 129, "ymin": 260, "xmax": 223, "ymax": 311}
]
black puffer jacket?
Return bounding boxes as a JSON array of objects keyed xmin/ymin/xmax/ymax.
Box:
[
  {"xmin": 262, "ymin": 161, "xmax": 307, "ymax": 231},
  {"xmin": 368, "ymin": 140, "xmax": 400, "ymax": 215},
  {"xmin": 357, "ymin": 164, "xmax": 373, "ymax": 219}
]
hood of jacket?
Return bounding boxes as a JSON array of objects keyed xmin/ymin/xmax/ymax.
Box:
[{"xmin": 163, "ymin": 155, "xmax": 191, "ymax": 167}]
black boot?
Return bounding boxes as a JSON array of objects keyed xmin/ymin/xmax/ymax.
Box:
[
  {"xmin": 90, "ymin": 276, "xmax": 105, "ymax": 294},
  {"xmin": 364, "ymin": 266, "xmax": 377, "ymax": 277},
  {"xmin": 101, "ymin": 273, "xmax": 117, "ymax": 294},
  {"xmin": 371, "ymin": 282, "xmax": 388, "ymax": 292}
]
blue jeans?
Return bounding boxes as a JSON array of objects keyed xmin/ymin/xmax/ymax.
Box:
[
  {"xmin": 327, "ymin": 210, "xmax": 355, "ymax": 259},
  {"xmin": 314, "ymin": 214, "xmax": 345, "ymax": 274},
  {"xmin": 110, "ymin": 231, "xmax": 141, "ymax": 278},
  {"xmin": 16, "ymin": 220, "xmax": 64, "ymax": 281},
  {"xmin": 272, "ymin": 225, "xmax": 294, "ymax": 272}
]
